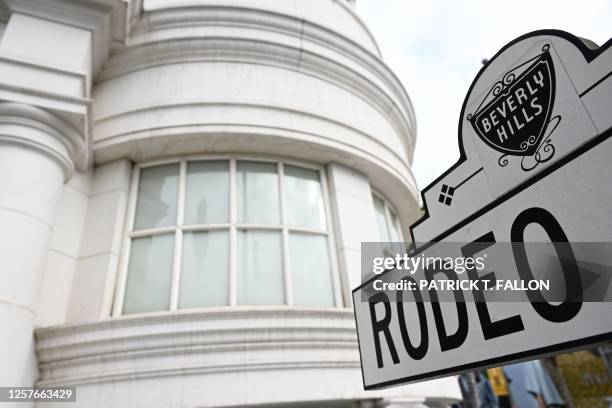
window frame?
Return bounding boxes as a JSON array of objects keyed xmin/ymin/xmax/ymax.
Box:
[
  {"xmin": 113, "ymin": 155, "xmax": 343, "ymax": 316},
  {"xmin": 371, "ymin": 190, "xmax": 405, "ymax": 243}
]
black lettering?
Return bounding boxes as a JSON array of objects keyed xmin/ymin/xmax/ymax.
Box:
[
  {"xmin": 396, "ymin": 276, "xmax": 428, "ymax": 360},
  {"xmin": 462, "ymin": 232, "xmax": 525, "ymax": 340},
  {"xmin": 368, "ymin": 292, "xmax": 399, "ymax": 368},
  {"xmin": 424, "ymin": 267, "xmax": 468, "ymax": 351},
  {"xmin": 511, "ymin": 207, "xmax": 582, "ymax": 323}
]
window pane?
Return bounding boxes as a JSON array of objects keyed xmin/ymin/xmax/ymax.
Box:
[
  {"xmin": 179, "ymin": 230, "xmax": 229, "ymax": 308},
  {"xmin": 373, "ymin": 195, "xmax": 391, "ymax": 241},
  {"xmin": 290, "ymin": 233, "xmax": 334, "ymax": 306},
  {"xmin": 237, "ymin": 229, "xmax": 284, "ymax": 304},
  {"xmin": 284, "ymin": 165, "xmax": 326, "ymax": 230},
  {"xmin": 134, "ymin": 164, "xmax": 179, "ymax": 230},
  {"xmin": 237, "ymin": 161, "xmax": 280, "ymax": 224},
  {"xmin": 389, "ymin": 210, "xmax": 402, "ymax": 242},
  {"xmin": 185, "ymin": 161, "xmax": 229, "ymax": 224},
  {"xmin": 123, "ymin": 234, "xmax": 174, "ymax": 314}
]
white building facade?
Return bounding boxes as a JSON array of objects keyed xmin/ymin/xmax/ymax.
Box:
[{"xmin": 0, "ymin": 0, "xmax": 461, "ymax": 406}]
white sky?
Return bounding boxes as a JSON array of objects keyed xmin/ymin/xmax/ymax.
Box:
[{"xmin": 357, "ymin": 0, "xmax": 612, "ymax": 189}]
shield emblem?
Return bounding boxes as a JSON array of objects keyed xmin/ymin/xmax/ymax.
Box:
[{"xmin": 468, "ymin": 45, "xmax": 556, "ymax": 157}]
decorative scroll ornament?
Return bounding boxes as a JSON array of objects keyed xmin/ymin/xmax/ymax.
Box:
[{"xmin": 468, "ymin": 45, "xmax": 561, "ymax": 171}]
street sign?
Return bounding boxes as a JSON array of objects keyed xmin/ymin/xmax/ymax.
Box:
[{"xmin": 353, "ymin": 30, "xmax": 612, "ymax": 390}]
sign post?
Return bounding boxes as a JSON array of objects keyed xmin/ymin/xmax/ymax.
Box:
[{"xmin": 353, "ymin": 30, "xmax": 612, "ymax": 390}]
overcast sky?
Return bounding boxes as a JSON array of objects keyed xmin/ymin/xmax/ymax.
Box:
[{"xmin": 357, "ymin": 0, "xmax": 612, "ymax": 189}]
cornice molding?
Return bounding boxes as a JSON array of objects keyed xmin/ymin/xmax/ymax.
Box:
[
  {"xmin": 128, "ymin": 5, "xmax": 402, "ymax": 104},
  {"xmin": 99, "ymin": 35, "xmax": 415, "ymax": 155},
  {"xmin": 94, "ymin": 100, "xmax": 412, "ymax": 167},
  {"xmin": 132, "ymin": 5, "xmax": 379, "ymax": 58},
  {"xmin": 91, "ymin": 102, "xmax": 419, "ymax": 202},
  {"xmin": 332, "ymin": 0, "xmax": 382, "ymax": 56},
  {"xmin": 100, "ymin": 5, "xmax": 416, "ymax": 150}
]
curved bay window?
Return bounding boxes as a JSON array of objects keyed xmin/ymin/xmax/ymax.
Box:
[
  {"xmin": 372, "ymin": 193, "xmax": 403, "ymax": 243},
  {"xmin": 115, "ymin": 158, "xmax": 340, "ymax": 315}
]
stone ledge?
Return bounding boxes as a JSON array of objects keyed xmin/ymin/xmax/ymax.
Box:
[{"xmin": 35, "ymin": 307, "xmax": 361, "ymax": 385}]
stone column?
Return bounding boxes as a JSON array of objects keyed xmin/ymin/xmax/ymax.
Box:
[{"xmin": 0, "ymin": 102, "xmax": 83, "ymax": 387}]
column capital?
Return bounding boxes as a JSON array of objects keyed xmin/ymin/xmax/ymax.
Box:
[{"xmin": 0, "ymin": 102, "xmax": 85, "ymax": 179}]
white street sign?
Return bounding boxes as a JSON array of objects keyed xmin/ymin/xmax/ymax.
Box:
[{"xmin": 353, "ymin": 30, "xmax": 612, "ymax": 389}]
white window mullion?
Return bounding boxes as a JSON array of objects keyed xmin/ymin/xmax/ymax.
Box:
[
  {"xmin": 113, "ymin": 164, "xmax": 140, "ymax": 317},
  {"xmin": 320, "ymin": 166, "xmax": 343, "ymax": 308},
  {"xmin": 182, "ymin": 223, "xmax": 232, "ymax": 232},
  {"xmin": 382, "ymin": 199, "xmax": 406, "ymax": 260},
  {"xmin": 278, "ymin": 162, "xmax": 293, "ymax": 306},
  {"xmin": 393, "ymin": 212, "xmax": 405, "ymax": 242},
  {"xmin": 129, "ymin": 226, "xmax": 176, "ymax": 238},
  {"xmin": 229, "ymin": 158, "xmax": 237, "ymax": 306},
  {"xmin": 169, "ymin": 160, "xmax": 187, "ymax": 310},
  {"xmin": 118, "ymin": 157, "xmax": 342, "ymax": 315},
  {"xmin": 383, "ymin": 202, "xmax": 395, "ymax": 243},
  {"xmin": 114, "ymin": 239, "xmax": 132, "ymax": 316}
]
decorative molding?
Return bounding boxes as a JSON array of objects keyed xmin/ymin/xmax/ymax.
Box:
[
  {"xmin": 0, "ymin": 102, "xmax": 85, "ymax": 178},
  {"xmin": 98, "ymin": 6, "xmax": 416, "ymax": 154},
  {"xmin": 0, "ymin": 0, "xmax": 127, "ymax": 171},
  {"xmin": 90, "ymin": 106, "xmax": 419, "ymax": 201},
  {"xmin": 36, "ymin": 307, "xmax": 360, "ymax": 385},
  {"xmin": 131, "ymin": 5, "xmax": 380, "ymax": 58},
  {"xmin": 332, "ymin": 0, "xmax": 381, "ymax": 56},
  {"xmin": 94, "ymin": 100, "xmax": 412, "ymax": 170},
  {"xmin": 99, "ymin": 37, "xmax": 415, "ymax": 158}
]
